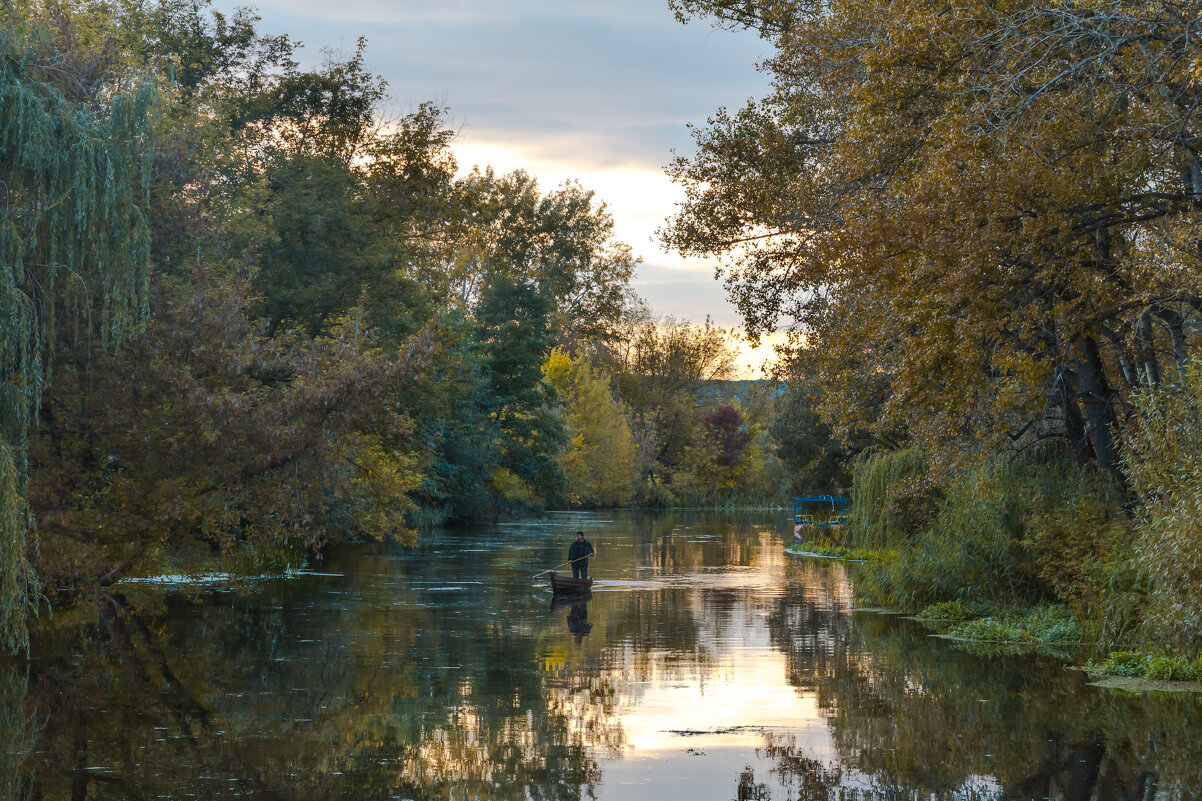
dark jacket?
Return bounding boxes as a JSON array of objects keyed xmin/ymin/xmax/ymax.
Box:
[{"xmin": 568, "ymin": 539, "xmax": 594, "ymax": 564}]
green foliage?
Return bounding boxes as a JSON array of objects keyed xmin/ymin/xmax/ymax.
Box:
[
  {"xmin": 0, "ymin": 668, "xmax": 33, "ymax": 801},
  {"xmin": 915, "ymin": 601, "xmax": 977, "ymax": 623},
  {"xmin": 768, "ymin": 383, "xmax": 851, "ymax": 495},
  {"xmin": 846, "ymin": 447, "xmax": 931, "ymax": 550},
  {"xmin": 28, "ymin": 278, "xmax": 426, "ymax": 593},
  {"xmin": 855, "ymin": 450, "xmax": 1127, "ymax": 613},
  {"xmin": 472, "ymin": 276, "xmax": 566, "ymax": 512},
  {"xmin": 1123, "ymin": 360, "xmax": 1202, "ymax": 652},
  {"xmin": 0, "ymin": 5, "xmax": 156, "ymax": 649},
  {"xmin": 947, "ymin": 606, "xmax": 1081, "ymax": 646},
  {"xmin": 447, "ymin": 168, "xmax": 637, "ymax": 345},
  {"xmin": 0, "ymin": 446, "xmax": 37, "ymax": 651},
  {"xmin": 1090, "ymin": 650, "xmax": 1202, "ymax": 683},
  {"xmin": 784, "ymin": 541, "xmax": 881, "ymax": 562},
  {"xmin": 251, "ymin": 154, "xmax": 387, "ymax": 337}
]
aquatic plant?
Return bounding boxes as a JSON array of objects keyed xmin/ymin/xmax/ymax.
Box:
[
  {"xmin": 784, "ymin": 542, "xmax": 882, "ymax": 562},
  {"xmin": 915, "ymin": 600, "xmax": 978, "ymax": 622},
  {"xmin": 947, "ymin": 605, "xmax": 1081, "ymax": 645},
  {"xmin": 1089, "ymin": 650, "xmax": 1202, "ymax": 682}
]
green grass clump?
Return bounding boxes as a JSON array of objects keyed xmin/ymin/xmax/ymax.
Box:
[
  {"xmin": 916, "ymin": 600, "xmax": 987, "ymax": 622},
  {"xmin": 1089, "ymin": 650, "xmax": 1202, "ymax": 681},
  {"xmin": 947, "ymin": 605, "xmax": 1081, "ymax": 645},
  {"xmin": 785, "ymin": 542, "xmax": 881, "ymax": 561}
]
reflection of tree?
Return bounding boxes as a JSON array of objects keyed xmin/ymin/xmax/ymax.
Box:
[
  {"xmin": 765, "ymin": 572, "xmax": 1202, "ymax": 799},
  {"xmin": 14, "ymin": 558, "xmax": 622, "ymax": 801},
  {"xmin": 10, "ymin": 511, "xmax": 785, "ymax": 800},
  {"xmin": 756, "ymin": 733, "xmax": 843, "ymax": 800},
  {"xmin": 0, "ymin": 669, "xmax": 34, "ymax": 801}
]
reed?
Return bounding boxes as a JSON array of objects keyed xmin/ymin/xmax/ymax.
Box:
[{"xmin": 846, "ymin": 446, "xmax": 929, "ymax": 550}]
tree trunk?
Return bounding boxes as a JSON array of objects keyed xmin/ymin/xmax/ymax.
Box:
[
  {"xmin": 1054, "ymin": 366, "xmax": 1094, "ymax": 465},
  {"xmin": 1137, "ymin": 312, "xmax": 1161, "ymax": 388},
  {"xmin": 1076, "ymin": 335, "xmax": 1120, "ymax": 472},
  {"xmin": 1153, "ymin": 305, "xmax": 1188, "ymax": 377}
]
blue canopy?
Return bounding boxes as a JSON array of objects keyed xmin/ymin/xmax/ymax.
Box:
[{"xmin": 793, "ymin": 495, "xmax": 850, "ymax": 527}]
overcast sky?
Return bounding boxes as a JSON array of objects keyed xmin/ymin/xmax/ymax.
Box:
[{"xmin": 211, "ymin": 0, "xmax": 781, "ymax": 372}]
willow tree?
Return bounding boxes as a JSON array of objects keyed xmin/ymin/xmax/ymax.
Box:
[{"xmin": 0, "ymin": 8, "xmax": 156, "ymax": 649}]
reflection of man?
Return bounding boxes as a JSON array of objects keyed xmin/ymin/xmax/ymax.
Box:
[
  {"xmin": 567, "ymin": 530, "xmax": 594, "ymax": 579},
  {"xmin": 567, "ymin": 599, "xmax": 592, "ymax": 644}
]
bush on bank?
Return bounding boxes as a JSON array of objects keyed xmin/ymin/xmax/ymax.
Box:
[
  {"xmin": 842, "ymin": 363, "xmax": 1202, "ymax": 664},
  {"xmin": 849, "ymin": 448, "xmax": 1128, "ymax": 618}
]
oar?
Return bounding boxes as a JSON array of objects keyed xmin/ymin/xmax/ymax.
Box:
[{"xmin": 531, "ymin": 555, "xmax": 589, "ymax": 579}]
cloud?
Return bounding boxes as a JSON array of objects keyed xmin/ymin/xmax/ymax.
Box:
[{"xmin": 215, "ymin": 0, "xmax": 771, "ymax": 172}]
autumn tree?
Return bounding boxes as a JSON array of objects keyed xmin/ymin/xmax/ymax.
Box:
[
  {"xmin": 602, "ymin": 313, "xmax": 739, "ymax": 496},
  {"xmin": 543, "ymin": 349, "xmax": 637, "ymax": 508},
  {"xmin": 665, "ymin": 0, "xmax": 1202, "ymax": 475},
  {"xmin": 675, "ymin": 403, "xmax": 763, "ymax": 496}
]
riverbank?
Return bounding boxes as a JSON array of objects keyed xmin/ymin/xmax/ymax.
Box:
[{"xmin": 786, "ymin": 545, "xmax": 1202, "ymax": 692}]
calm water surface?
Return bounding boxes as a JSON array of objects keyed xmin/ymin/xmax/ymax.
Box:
[{"xmin": 7, "ymin": 510, "xmax": 1202, "ymax": 800}]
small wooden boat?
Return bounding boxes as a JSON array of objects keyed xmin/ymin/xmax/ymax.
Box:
[{"xmin": 549, "ymin": 571, "xmax": 593, "ymax": 594}]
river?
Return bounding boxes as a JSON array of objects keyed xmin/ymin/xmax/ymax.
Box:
[{"xmin": 5, "ymin": 510, "xmax": 1202, "ymax": 800}]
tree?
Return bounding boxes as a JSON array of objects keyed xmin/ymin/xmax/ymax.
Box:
[
  {"xmin": 543, "ymin": 349, "xmax": 637, "ymax": 507},
  {"xmin": 29, "ymin": 277, "xmax": 426, "ymax": 593},
  {"xmin": 605, "ymin": 314, "xmax": 738, "ymax": 484},
  {"xmin": 664, "ymin": 0, "xmax": 1202, "ymax": 476},
  {"xmin": 0, "ymin": 5, "xmax": 157, "ymax": 650},
  {"xmin": 442, "ymin": 168, "xmax": 638, "ymax": 345},
  {"xmin": 473, "ymin": 276, "xmax": 567, "ymax": 513}
]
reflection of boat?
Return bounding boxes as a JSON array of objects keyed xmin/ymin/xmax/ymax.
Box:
[
  {"xmin": 549, "ymin": 572, "xmax": 593, "ymax": 594},
  {"xmin": 549, "ymin": 591, "xmax": 592, "ymax": 611},
  {"xmin": 548, "ymin": 592, "xmax": 594, "ymax": 642}
]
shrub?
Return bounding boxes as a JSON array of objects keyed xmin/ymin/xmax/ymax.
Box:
[
  {"xmin": 1091, "ymin": 650, "xmax": 1201, "ymax": 682},
  {"xmin": 846, "ymin": 447, "xmax": 932, "ymax": 550},
  {"xmin": 854, "ymin": 448, "xmax": 1126, "ymax": 612},
  {"xmin": 948, "ymin": 605, "xmax": 1081, "ymax": 645},
  {"xmin": 1096, "ymin": 650, "xmax": 1147, "ymax": 677},
  {"xmin": 1124, "ymin": 360, "xmax": 1202, "ymax": 652}
]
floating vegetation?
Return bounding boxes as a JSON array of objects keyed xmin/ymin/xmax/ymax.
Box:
[{"xmin": 1086, "ymin": 650, "xmax": 1202, "ymax": 686}]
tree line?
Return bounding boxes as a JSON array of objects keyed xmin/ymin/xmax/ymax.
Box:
[
  {"xmin": 0, "ymin": 0, "xmax": 830, "ymax": 651},
  {"xmin": 668, "ymin": 0, "xmax": 1202, "ymax": 654}
]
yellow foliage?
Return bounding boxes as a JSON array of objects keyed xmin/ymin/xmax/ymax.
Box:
[
  {"xmin": 542, "ymin": 350, "xmax": 637, "ymax": 507},
  {"xmin": 489, "ymin": 466, "xmax": 537, "ymax": 506}
]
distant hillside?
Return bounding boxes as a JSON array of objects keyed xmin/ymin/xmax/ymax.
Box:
[{"xmin": 694, "ymin": 379, "xmax": 782, "ymax": 405}]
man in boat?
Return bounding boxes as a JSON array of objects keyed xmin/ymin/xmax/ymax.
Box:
[{"xmin": 568, "ymin": 530, "xmax": 594, "ymax": 580}]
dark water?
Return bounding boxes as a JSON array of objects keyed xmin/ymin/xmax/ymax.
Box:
[{"xmin": 6, "ymin": 510, "xmax": 1202, "ymax": 800}]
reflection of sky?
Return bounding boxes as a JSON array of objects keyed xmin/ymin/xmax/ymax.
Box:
[
  {"xmin": 554, "ymin": 535, "xmax": 848, "ymax": 796},
  {"xmin": 207, "ymin": 1, "xmax": 778, "ymax": 372}
]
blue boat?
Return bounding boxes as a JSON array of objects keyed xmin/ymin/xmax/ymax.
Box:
[{"xmin": 792, "ymin": 495, "xmax": 849, "ymax": 528}]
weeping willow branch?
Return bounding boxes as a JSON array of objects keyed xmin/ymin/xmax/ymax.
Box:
[{"xmin": 0, "ymin": 7, "xmax": 157, "ymax": 651}]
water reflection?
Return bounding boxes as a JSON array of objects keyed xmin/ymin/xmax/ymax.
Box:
[
  {"xmin": 3, "ymin": 510, "xmax": 1202, "ymax": 800},
  {"xmin": 549, "ymin": 594, "xmax": 593, "ymax": 643}
]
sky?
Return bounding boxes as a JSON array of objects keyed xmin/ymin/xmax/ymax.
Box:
[{"xmin": 210, "ymin": 0, "xmax": 783, "ymax": 374}]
